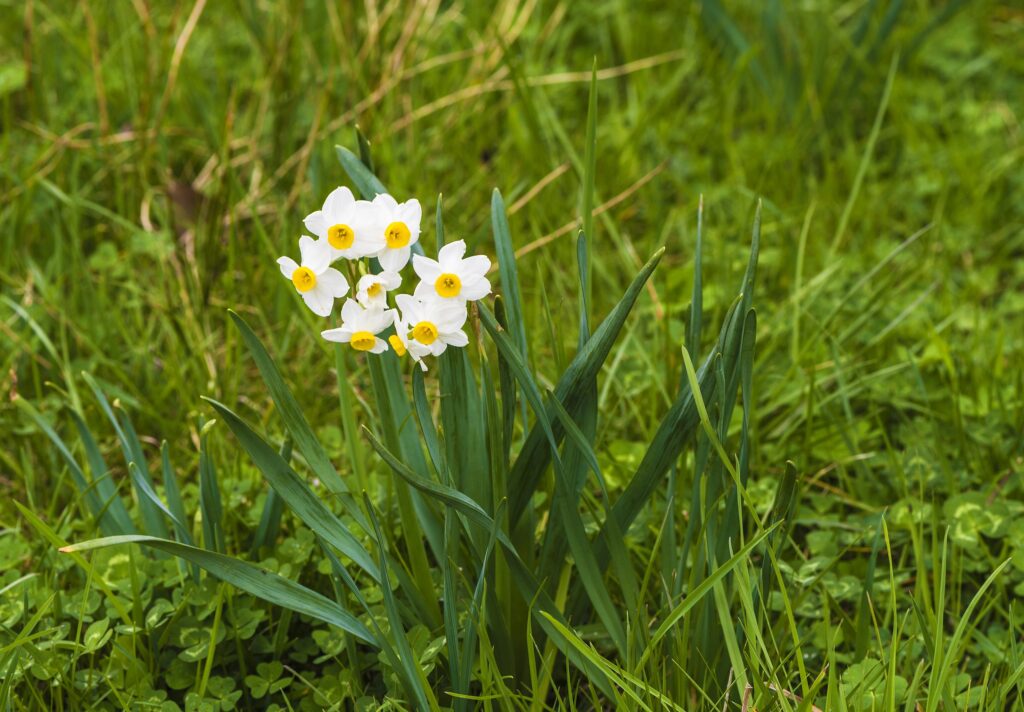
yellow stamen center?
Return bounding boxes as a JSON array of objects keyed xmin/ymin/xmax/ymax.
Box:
[
  {"xmin": 328, "ymin": 224, "xmax": 355, "ymax": 250},
  {"xmin": 291, "ymin": 267, "xmax": 317, "ymax": 292},
  {"xmin": 385, "ymin": 222, "xmax": 411, "ymax": 249},
  {"xmin": 435, "ymin": 272, "xmax": 462, "ymax": 298},
  {"xmin": 350, "ymin": 331, "xmax": 376, "ymax": 352},
  {"xmin": 367, "ymin": 282, "xmax": 383, "ymax": 298},
  {"xmin": 412, "ymin": 321, "xmax": 439, "ymax": 345},
  {"xmin": 388, "ymin": 334, "xmax": 407, "ymax": 356}
]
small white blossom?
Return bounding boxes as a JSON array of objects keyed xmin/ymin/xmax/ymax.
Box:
[
  {"xmin": 321, "ymin": 299, "xmax": 395, "ymax": 354},
  {"xmin": 371, "ymin": 193, "xmax": 421, "ymax": 272},
  {"xmin": 413, "ymin": 239, "xmax": 491, "ymax": 302},
  {"xmin": 276, "ymin": 236, "xmax": 349, "ymax": 317},
  {"xmin": 394, "ymin": 294, "xmax": 468, "ymax": 358},
  {"xmin": 303, "ymin": 187, "xmax": 381, "ymax": 260},
  {"xmin": 355, "ymin": 271, "xmax": 401, "ymax": 308}
]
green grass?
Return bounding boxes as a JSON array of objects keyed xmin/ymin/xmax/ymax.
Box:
[{"xmin": 2, "ymin": 1, "xmax": 1023, "ymax": 709}]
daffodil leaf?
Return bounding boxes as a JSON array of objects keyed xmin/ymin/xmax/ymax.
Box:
[
  {"xmin": 493, "ymin": 297, "xmax": 516, "ymax": 468},
  {"xmin": 81, "ymin": 373, "xmax": 170, "ymax": 541},
  {"xmin": 363, "ymin": 495, "xmax": 439, "ymax": 712},
  {"xmin": 411, "ymin": 368, "xmax": 446, "ymax": 481},
  {"xmin": 439, "ymin": 347, "xmax": 490, "ymax": 511},
  {"xmin": 127, "ymin": 462, "xmax": 184, "ymax": 533},
  {"xmin": 250, "ymin": 438, "xmax": 290, "ymax": 556},
  {"xmin": 204, "ymin": 397, "xmax": 380, "ymax": 582},
  {"xmin": 59, "ymin": 535, "xmax": 377, "ymax": 646},
  {"xmin": 477, "ymin": 305, "xmax": 628, "ymax": 657},
  {"xmin": 229, "ymin": 311, "xmax": 370, "ymax": 533},
  {"xmin": 491, "ymin": 189, "xmax": 528, "ymax": 361},
  {"xmin": 198, "ymin": 427, "xmax": 224, "ymax": 553},
  {"xmin": 367, "ymin": 353, "xmax": 444, "ymax": 563},
  {"xmin": 334, "ymin": 145, "xmax": 386, "ymax": 199},
  {"xmin": 362, "ymin": 426, "xmax": 614, "ymax": 697},
  {"xmin": 506, "ymin": 247, "xmax": 665, "ymax": 524},
  {"xmin": 589, "ymin": 209, "xmax": 762, "ymax": 579},
  {"xmin": 355, "ymin": 126, "xmax": 375, "ymax": 174},
  {"xmin": 160, "ymin": 442, "xmax": 193, "ymax": 547}
]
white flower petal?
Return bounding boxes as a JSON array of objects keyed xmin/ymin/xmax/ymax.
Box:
[
  {"xmin": 460, "ymin": 276, "xmax": 491, "ymax": 301},
  {"xmin": 378, "ymin": 246, "xmax": 410, "ymax": 272},
  {"xmin": 429, "ymin": 341, "xmax": 448, "ymax": 356},
  {"xmin": 303, "ymin": 211, "xmax": 329, "ymax": 237},
  {"xmin": 412, "ymin": 255, "xmax": 442, "ymax": 283},
  {"xmin": 445, "ymin": 329, "xmax": 469, "ymax": 348},
  {"xmin": 366, "ymin": 307, "xmax": 396, "ymax": 334},
  {"xmin": 277, "ymin": 256, "xmax": 299, "ymax": 279},
  {"xmin": 398, "ymin": 198, "xmax": 422, "ymax": 229},
  {"xmin": 395, "ymin": 293, "xmax": 422, "ymax": 324},
  {"xmin": 369, "ymin": 338, "xmax": 389, "ymax": 354},
  {"xmin": 438, "ymin": 239, "xmax": 467, "ymax": 270},
  {"xmin": 299, "ymin": 235, "xmax": 331, "ymax": 273},
  {"xmin": 318, "ymin": 268, "xmax": 350, "ymax": 298},
  {"xmin": 460, "ymin": 254, "xmax": 491, "ymax": 277},
  {"xmin": 434, "ymin": 302, "xmax": 469, "ymax": 331},
  {"xmin": 340, "ymin": 297, "xmax": 363, "ymax": 324},
  {"xmin": 381, "ymin": 271, "xmax": 402, "ymax": 290},
  {"xmin": 372, "ymin": 193, "xmax": 398, "ymax": 210},
  {"xmin": 321, "ymin": 327, "xmax": 353, "ymax": 343},
  {"xmin": 301, "ymin": 286, "xmax": 335, "ymax": 317},
  {"xmin": 413, "ymin": 280, "xmax": 436, "ymax": 300},
  {"xmin": 324, "ymin": 186, "xmax": 355, "ymax": 214}
]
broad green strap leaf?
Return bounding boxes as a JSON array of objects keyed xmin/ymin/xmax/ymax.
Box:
[
  {"xmin": 591, "ymin": 347, "xmax": 718, "ymax": 572},
  {"xmin": 362, "ymin": 427, "xmax": 614, "ymax": 697},
  {"xmin": 128, "ymin": 462, "xmax": 184, "ymax": 532},
  {"xmin": 412, "ymin": 368, "xmax": 447, "ymax": 481},
  {"xmin": 60, "ymin": 535, "xmax": 376, "ymax": 646},
  {"xmin": 205, "ymin": 397, "xmax": 380, "ymax": 582},
  {"xmin": 160, "ymin": 442, "xmax": 192, "ymax": 546},
  {"xmin": 198, "ymin": 427, "xmax": 224, "ymax": 553},
  {"xmin": 82, "ymin": 372, "xmax": 170, "ymax": 540},
  {"xmin": 229, "ymin": 311, "xmax": 369, "ymax": 533},
  {"xmin": 507, "ymin": 247, "xmax": 665, "ymax": 524},
  {"xmin": 439, "ymin": 347, "xmax": 490, "ymax": 511},
  {"xmin": 335, "ymin": 145, "xmax": 387, "ymax": 199},
  {"xmin": 491, "ymin": 189, "xmax": 529, "ymax": 361},
  {"xmin": 364, "ymin": 495, "xmax": 439, "ymax": 712}
]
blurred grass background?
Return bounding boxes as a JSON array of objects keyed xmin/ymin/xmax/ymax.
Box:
[{"xmin": 2, "ymin": 0, "xmax": 1023, "ymax": 708}]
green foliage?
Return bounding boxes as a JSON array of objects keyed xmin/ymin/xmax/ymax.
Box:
[{"xmin": 3, "ymin": 1, "xmax": 1023, "ymax": 710}]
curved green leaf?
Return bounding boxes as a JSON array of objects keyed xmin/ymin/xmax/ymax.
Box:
[{"xmin": 60, "ymin": 535, "xmax": 376, "ymax": 645}]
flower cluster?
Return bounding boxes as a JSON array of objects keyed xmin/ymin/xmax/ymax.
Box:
[{"xmin": 277, "ymin": 187, "xmax": 492, "ymax": 370}]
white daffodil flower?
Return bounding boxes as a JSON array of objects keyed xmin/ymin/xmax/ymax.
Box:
[
  {"xmin": 371, "ymin": 193, "xmax": 421, "ymax": 272},
  {"xmin": 321, "ymin": 298, "xmax": 395, "ymax": 354},
  {"xmin": 412, "ymin": 239, "xmax": 492, "ymax": 302},
  {"xmin": 388, "ymin": 313, "xmax": 431, "ymax": 371},
  {"xmin": 277, "ymin": 236, "xmax": 349, "ymax": 317},
  {"xmin": 355, "ymin": 271, "xmax": 401, "ymax": 308},
  {"xmin": 394, "ymin": 294, "xmax": 468, "ymax": 357},
  {"xmin": 303, "ymin": 187, "xmax": 381, "ymax": 260}
]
